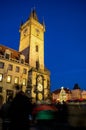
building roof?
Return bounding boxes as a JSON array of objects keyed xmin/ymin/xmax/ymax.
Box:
[
  {"xmin": 52, "ymin": 88, "xmax": 71, "ymax": 94},
  {"xmin": 0, "ymin": 44, "xmax": 20, "ymax": 60}
]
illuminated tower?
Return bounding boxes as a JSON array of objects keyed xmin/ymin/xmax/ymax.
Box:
[
  {"xmin": 19, "ymin": 9, "xmax": 50, "ymax": 102},
  {"xmin": 19, "ymin": 9, "xmax": 45, "ymax": 70}
]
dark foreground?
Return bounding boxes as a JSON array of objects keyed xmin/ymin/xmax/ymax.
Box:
[
  {"xmin": 0, "ymin": 103, "xmax": 86, "ymax": 130},
  {"xmin": 0, "ymin": 119, "xmax": 86, "ymax": 130},
  {"xmin": 28, "ymin": 103, "xmax": 86, "ymax": 130},
  {"xmin": 29, "ymin": 120, "xmax": 86, "ymax": 130}
]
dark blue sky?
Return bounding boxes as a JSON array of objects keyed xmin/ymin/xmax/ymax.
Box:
[{"xmin": 0, "ymin": 0, "xmax": 86, "ymax": 91}]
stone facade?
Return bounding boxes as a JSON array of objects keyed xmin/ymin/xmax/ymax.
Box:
[{"xmin": 0, "ymin": 9, "xmax": 50, "ymax": 103}]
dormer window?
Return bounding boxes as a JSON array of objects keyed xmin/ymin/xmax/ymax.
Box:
[
  {"xmin": 20, "ymin": 54, "xmax": 25, "ymax": 64},
  {"xmin": 6, "ymin": 53, "xmax": 10, "ymax": 59},
  {"xmin": 5, "ymin": 49, "xmax": 11, "ymax": 59},
  {"xmin": 21, "ymin": 59, "xmax": 24, "ymax": 64}
]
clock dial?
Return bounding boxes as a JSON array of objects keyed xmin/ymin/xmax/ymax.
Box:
[
  {"xmin": 38, "ymin": 93, "xmax": 43, "ymax": 100},
  {"xmin": 37, "ymin": 83, "xmax": 43, "ymax": 91}
]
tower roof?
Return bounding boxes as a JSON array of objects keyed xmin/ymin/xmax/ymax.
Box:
[{"xmin": 30, "ymin": 8, "xmax": 38, "ymax": 21}]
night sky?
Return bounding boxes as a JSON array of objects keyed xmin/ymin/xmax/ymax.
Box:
[{"xmin": 0, "ymin": 0, "xmax": 86, "ymax": 91}]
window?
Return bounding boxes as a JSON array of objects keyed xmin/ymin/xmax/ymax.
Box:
[
  {"xmin": 20, "ymin": 54, "xmax": 25, "ymax": 64},
  {"xmin": 14, "ymin": 77, "xmax": 19, "ymax": 84},
  {"xmin": 6, "ymin": 75, "xmax": 12, "ymax": 83},
  {"xmin": 23, "ymin": 78, "xmax": 26, "ymax": 86},
  {"xmin": 0, "ymin": 62, "xmax": 4, "ymax": 68},
  {"xmin": 21, "ymin": 59, "xmax": 24, "ymax": 64},
  {"xmin": 0, "ymin": 74, "xmax": 3, "ymax": 82},
  {"xmin": 36, "ymin": 61, "xmax": 39, "ymax": 70},
  {"xmin": 0, "ymin": 87, "xmax": 2, "ymax": 93},
  {"xmin": 8, "ymin": 64, "xmax": 13, "ymax": 71},
  {"xmin": 36, "ymin": 45, "xmax": 38, "ymax": 52},
  {"xmin": 5, "ymin": 53, "xmax": 10, "ymax": 59},
  {"xmin": 23, "ymin": 68, "xmax": 27, "ymax": 74},
  {"xmin": 16, "ymin": 66, "xmax": 20, "ymax": 72}
]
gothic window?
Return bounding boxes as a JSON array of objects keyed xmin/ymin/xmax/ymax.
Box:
[
  {"xmin": 0, "ymin": 62, "xmax": 4, "ymax": 68},
  {"xmin": 36, "ymin": 61, "xmax": 39, "ymax": 70},
  {"xmin": 36, "ymin": 45, "xmax": 38, "ymax": 52}
]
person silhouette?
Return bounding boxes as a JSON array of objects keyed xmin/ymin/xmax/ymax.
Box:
[
  {"xmin": 1, "ymin": 95, "xmax": 13, "ymax": 130},
  {"xmin": 9, "ymin": 85, "xmax": 33, "ymax": 130},
  {"xmin": 0, "ymin": 95, "xmax": 4, "ymax": 130}
]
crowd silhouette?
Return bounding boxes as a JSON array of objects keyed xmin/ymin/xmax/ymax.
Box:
[
  {"xmin": 0, "ymin": 85, "xmax": 33, "ymax": 130},
  {"xmin": 1, "ymin": 87, "xmax": 85, "ymax": 130}
]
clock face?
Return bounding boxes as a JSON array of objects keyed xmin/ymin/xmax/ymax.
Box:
[
  {"xmin": 37, "ymin": 83, "xmax": 43, "ymax": 92},
  {"xmin": 38, "ymin": 93, "xmax": 43, "ymax": 100}
]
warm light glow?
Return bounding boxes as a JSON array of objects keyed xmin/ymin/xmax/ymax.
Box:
[
  {"xmin": 7, "ymin": 75, "xmax": 11, "ymax": 83},
  {"xmin": 0, "ymin": 74, "xmax": 2, "ymax": 81},
  {"xmin": 14, "ymin": 77, "xmax": 19, "ymax": 84}
]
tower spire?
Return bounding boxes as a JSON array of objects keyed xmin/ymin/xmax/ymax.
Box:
[
  {"xmin": 30, "ymin": 7, "xmax": 38, "ymax": 21},
  {"xmin": 42, "ymin": 17, "xmax": 46, "ymax": 31}
]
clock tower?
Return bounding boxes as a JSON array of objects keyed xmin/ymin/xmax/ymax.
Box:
[{"xmin": 19, "ymin": 9, "xmax": 50, "ymax": 102}]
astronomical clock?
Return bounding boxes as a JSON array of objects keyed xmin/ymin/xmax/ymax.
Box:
[{"xmin": 36, "ymin": 75, "xmax": 44, "ymax": 101}]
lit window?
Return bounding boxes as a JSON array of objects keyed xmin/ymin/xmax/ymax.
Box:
[
  {"xmin": 0, "ymin": 74, "xmax": 3, "ymax": 82},
  {"xmin": 23, "ymin": 68, "xmax": 27, "ymax": 74},
  {"xmin": 0, "ymin": 62, "xmax": 4, "ymax": 68},
  {"xmin": 23, "ymin": 78, "xmax": 26, "ymax": 86},
  {"xmin": 16, "ymin": 66, "xmax": 20, "ymax": 72},
  {"xmin": 14, "ymin": 77, "xmax": 19, "ymax": 84},
  {"xmin": 8, "ymin": 64, "xmax": 13, "ymax": 71},
  {"xmin": 6, "ymin": 75, "xmax": 11, "ymax": 83}
]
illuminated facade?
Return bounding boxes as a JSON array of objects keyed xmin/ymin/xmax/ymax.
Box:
[
  {"xmin": 52, "ymin": 88, "xmax": 86, "ymax": 103},
  {"xmin": 0, "ymin": 9, "xmax": 50, "ymax": 102},
  {"xmin": 52, "ymin": 87, "xmax": 71, "ymax": 103}
]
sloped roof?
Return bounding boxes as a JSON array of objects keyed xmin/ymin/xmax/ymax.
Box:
[
  {"xmin": 52, "ymin": 88, "xmax": 71, "ymax": 94},
  {"xmin": 0, "ymin": 44, "xmax": 20, "ymax": 60}
]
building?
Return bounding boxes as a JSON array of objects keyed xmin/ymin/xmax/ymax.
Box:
[
  {"xmin": 52, "ymin": 87, "xmax": 86, "ymax": 103},
  {"xmin": 52, "ymin": 87, "xmax": 71, "ymax": 103},
  {"xmin": 81, "ymin": 90, "xmax": 86, "ymax": 99},
  {"xmin": 71, "ymin": 89, "xmax": 81, "ymax": 100},
  {"xmin": 0, "ymin": 9, "xmax": 50, "ymax": 103}
]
